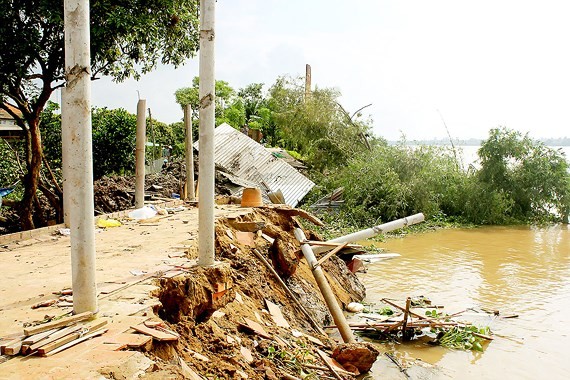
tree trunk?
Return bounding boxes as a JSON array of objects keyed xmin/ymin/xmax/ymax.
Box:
[{"xmin": 20, "ymin": 118, "xmax": 43, "ymax": 231}]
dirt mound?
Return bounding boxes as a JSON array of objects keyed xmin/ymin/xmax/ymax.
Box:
[
  {"xmin": 93, "ymin": 172, "xmax": 183, "ymax": 214},
  {"xmin": 146, "ymin": 207, "xmax": 372, "ymax": 379}
]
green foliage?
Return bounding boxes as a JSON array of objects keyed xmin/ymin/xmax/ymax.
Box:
[
  {"xmin": 309, "ymin": 127, "xmax": 570, "ymax": 228},
  {"xmin": 268, "ymin": 76, "xmax": 374, "ymax": 170},
  {"xmin": 378, "ymin": 307, "xmax": 394, "ymax": 316},
  {"xmin": 0, "ymin": 139, "xmax": 22, "ymax": 190},
  {"xmin": 321, "ymin": 143, "xmax": 464, "ymax": 226},
  {"xmin": 478, "ymin": 127, "xmax": 570, "ymax": 222},
  {"xmin": 438, "ymin": 326, "xmax": 491, "ymax": 351},
  {"xmin": 41, "ymin": 102, "xmax": 63, "ymax": 167},
  {"xmin": 41, "ymin": 105, "xmax": 137, "ymax": 179},
  {"xmin": 174, "ymin": 77, "xmax": 242, "ymax": 128},
  {"xmin": 91, "ymin": 108, "xmax": 137, "ymax": 178}
]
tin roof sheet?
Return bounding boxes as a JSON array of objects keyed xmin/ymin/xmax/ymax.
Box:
[{"xmin": 196, "ymin": 123, "xmax": 314, "ymax": 207}]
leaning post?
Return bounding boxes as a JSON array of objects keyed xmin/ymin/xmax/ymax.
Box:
[
  {"xmin": 62, "ymin": 0, "xmax": 97, "ymax": 314},
  {"xmin": 198, "ymin": 0, "xmax": 216, "ymax": 266},
  {"xmin": 294, "ymin": 228, "xmax": 356, "ymax": 343}
]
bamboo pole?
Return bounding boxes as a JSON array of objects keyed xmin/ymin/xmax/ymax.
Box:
[
  {"xmin": 198, "ymin": 0, "xmax": 216, "ymax": 267},
  {"xmin": 294, "ymin": 228, "xmax": 356, "ymax": 343},
  {"xmin": 134, "ymin": 99, "xmax": 146, "ymax": 209},
  {"xmin": 313, "ymin": 213, "xmax": 425, "ymax": 254},
  {"xmin": 184, "ymin": 104, "xmax": 195, "ymax": 201},
  {"xmin": 62, "ymin": 0, "xmax": 97, "ymax": 314}
]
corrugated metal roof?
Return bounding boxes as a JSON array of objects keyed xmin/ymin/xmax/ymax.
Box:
[{"xmin": 196, "ymin": 123, "xmax": 314, "ymax": 207}]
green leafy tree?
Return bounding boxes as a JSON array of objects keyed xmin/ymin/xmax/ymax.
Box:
[
  {"xmin": 325, "ymin": 143, "xmax": 465, "ymax": 226},
  {"xmin": 41, "ymin": 105, "xmax": 138, "ymax": 180},
  {"xmin": 0, "ymin": 0, "xmax": 199, "ymax": 230},
  {"xmin": 174, "ymin": 77, "xmax": 240, "ymax": 127},
  {"xmin": 92, "ymin": 108, "xmax": 137, "ymax": 179},
  {"xmin": 268, "ymin": 76, "xmax": 373, "ymax": 170},
  {"xmin": 478, "ymin": 127, "xmax": 570, "ymax": 222}
]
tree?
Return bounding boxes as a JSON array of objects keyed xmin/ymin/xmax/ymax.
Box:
[
  {"xmin": 174, "ymin": 77, "xmax": 239, "ymax": 127},
  {"xmin": 268, "ymin": 76, "xmax": 373, "ymax": 170},
  {"xmin": 0, "ymin": 0, "xmax": 200, "ymax": 230},
  {"xmin": 478, "ymin": 127, "xmax": 570, "ymax": 222}
]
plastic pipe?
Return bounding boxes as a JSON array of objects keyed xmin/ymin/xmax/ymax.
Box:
[
  {"xmin": 198, "ymin": 0, "xmax": 216, "ymax": 267},
  {"xmin": 294, "ymin": 228, "xmax": 356, "ymax": 343},
  {"xmin": 134, "ymin": 99, "xmax": 146, "ymax": 209},
  {"xmin": 313, "ymin": 213, "xmax": 425, "ymax": 254},
  {"xmin": 184, "ymin": 104, "xmax": 195, "ymax": 201},
  {"xmin": 62, "ymin": 0, "xmax": 97, "ymax": 314}
]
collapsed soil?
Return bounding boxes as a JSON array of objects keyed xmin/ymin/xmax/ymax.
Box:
[{"xmin": 144, "ymin": 206, "xmax": 369, "ymax": 379}]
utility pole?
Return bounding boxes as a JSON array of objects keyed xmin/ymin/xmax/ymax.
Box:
[
  {"xmin": 185, "ymin": 105, "xmax": 196, "ymax": 201},
  {"xmin": 198, "ymin": 0, "xmax": 216, "ymax": 266},
  {"xmin": 135, "ymin": 99, "xmax": 146, "ymax": 208},
  {"xmin": 62, "ymin": 0, "xmax": 97, "ymax": 314},
  {"xmin": 305, "ymin": 64, "xmax": 312, "ymax": 101}
]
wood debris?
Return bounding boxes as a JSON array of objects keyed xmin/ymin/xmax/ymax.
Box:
[{"xmin": 0, "ymin": 315, "xmax": 110, "ymax": 358}]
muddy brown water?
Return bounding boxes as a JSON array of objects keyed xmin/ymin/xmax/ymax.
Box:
[{"xmin": 358, "ymin": 225, "xmax": 570, "ymax": 379}]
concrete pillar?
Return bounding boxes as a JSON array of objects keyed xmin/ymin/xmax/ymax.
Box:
[
  {"xmin": 134, "ymin": 99, "xmax": 146, "ymax": 209},
  {"xmin": 62, "ymin": 0, "xmax": 97, "ymax": 314},
  {"xmin": 198, "ymin": 0, "xmax": 216, "ymax": 266}
]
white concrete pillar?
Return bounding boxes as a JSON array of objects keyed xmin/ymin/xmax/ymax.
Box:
[
  {"xmin": 135, "ymin": 99, "xmax": 146, "ymax": 209},
  {"xmin": 198, "ymin": 0, "xmax": 216, "ymax": 266},
  {"xmin": 62, "ymin": 0, "xmax": 97, "ymax": 314}
]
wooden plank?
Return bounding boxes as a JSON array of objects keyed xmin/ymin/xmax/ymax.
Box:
[
  {"xmin": 315, "ymin": 242, "xmax": 348, "ymax": 268},
  {"xmin": 130, "ymin": 324, "xmax": 178, "ymax": 341},
  {"xmin": 305, "ymin": 240, "xmax": 362, "ymax": 249},
  {"xmin": 37, "ymin": 319, "xmax": 108, "ymax": 356},
  {"xmin": 108, "ymin": 333, "xmax": 152, "ymax": 349},
  {"xmin": 24, "ymin": 311, "xmax": 93, "ymax": 336},
  {"xmin": 44, "ymin": 328, "xmax": 108, "ymax": 357},
  {"xmin": 28, "ymin": 325, "xmax": 83, "ymax": 353},
  {"xmin": 99, "ymin": 342, "xmax": 128, "ymax": 351},
  {"xmin": 22, "ymin": 328, "xmax": 59, "ymax": 345},
  {"xmin": 273, "ymin": 207, "xmax": 324, "ymax": 226},
  {"xmin": 1, "ymin": 336, "xmax": 24, "ymax": 355},
  {"xmin": 2, "ymin": 340, "xmax": 23, "ymax": 356}
]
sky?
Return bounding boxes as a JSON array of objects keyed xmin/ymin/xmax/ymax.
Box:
[{"xmin": 90, "ymin": 0, "xmax": 570, "ymax": 141}]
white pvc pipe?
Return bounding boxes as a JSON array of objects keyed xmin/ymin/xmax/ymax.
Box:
[
  {"xmin": 313, "ymin": 213, "xmax": 425, "ymax": 254},
  {"xmin": 198, "ymin": 0, "xmax": 216, "ymax": 267},
  {"xmin": 185, "ymin": 104, "xmax": 195, "ymax": 201},
  {"xmin": 62, "ymin": 0, "xmax": 97, "ymax": 314},
  {"xmin": 294, "ymin": 228, "xmax": 356, "ymax": 343},
  {"xmin": 134, "ymin": 99, "xmax": 146, "ymax": 209}
]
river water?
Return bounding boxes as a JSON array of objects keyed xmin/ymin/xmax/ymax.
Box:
[{"xmin": 360, "ymin": 225, "xmax": 570, "ymax": 379}]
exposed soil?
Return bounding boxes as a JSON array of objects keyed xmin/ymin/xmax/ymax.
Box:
[{"xmin": 144, "ymin": 207, "xmax": 372, "ymax": 379}]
